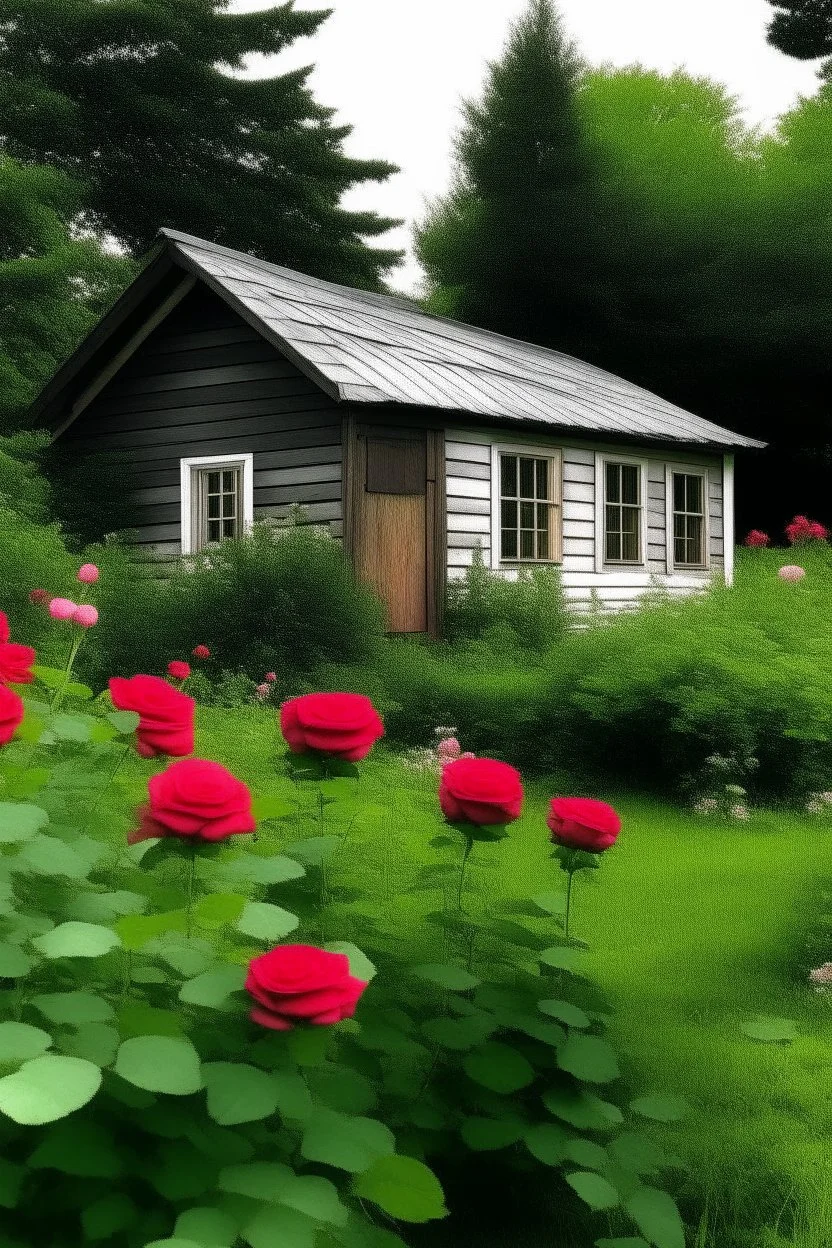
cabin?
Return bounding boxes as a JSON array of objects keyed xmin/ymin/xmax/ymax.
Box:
[{"xmin": 30, "ymin": 228, "xmax": 765, "ymax": 635}]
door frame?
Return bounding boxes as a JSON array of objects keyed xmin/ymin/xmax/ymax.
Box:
[{"xmin": 342, "ymin": 412, "xmax": 446, "ymax": 638}]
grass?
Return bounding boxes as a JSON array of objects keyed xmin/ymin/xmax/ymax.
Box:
[{"xmin": 107, "ymin": 705, "xmax": 832, "ymax": 1247}]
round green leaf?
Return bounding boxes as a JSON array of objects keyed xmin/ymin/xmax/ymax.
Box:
[
  {"xmin": 531, "ymin": 890, "xmax": 567, "ymax": 916},
  {"xmin": 28, "ymin": 1118, "xmax": 121, "ymax": 1177},
  {"xmin": 324, "ymin": 942, "xmax": 377, "ymax": 983},
  {"xmin": 61, "ymin": 1022, "xmax": 120, "ymax": 1067},
  {"xmin": 33, "ymin": 921, "xmax": 121, "ymax": 959},
  {"xmin": 300, "ymin": 1108, "xmax": 395, "ymax": 1172},
  {"xmin": 629, "ymin": 1094, "xmax": 689, "ymax": 1123},
  {"xmin": 235, "ymin": 901, "xmax": 299, "ymax": 941},
  {"xmin": 412, "ymin": 963, "xmax": 481, "ymax": 991},
  {"xmin": 558, "ymin": 1034, "xmax": 620, "ymax": 1084},
  {"xmin": 565, "ymin": 1170, "xmax": 620, "ymax": 1211},
  {"xmin": 175, "ymin": 1207, "xmax": 237, "ymax": 1247},
  {"xmin": 106, "ymin": 710, "xmax": 141, "ymax": 734},
  {"xmin": 277, "ymin": 1173, "xmax": 348, "ymax": 1226},
  {"xmin": 115, "ymin": 1036, "xmax": 202, "ymax": 1095},
  {"xmin": 565, "ymin": 1136, "xmax": 608, "ymax": 1170},
  {"xmin": 219, "ymin": 1160, "xmax": 293, "ymax": 1201},
  {"xmin": 0, "ymin": 1022, "xmax": 52, "ymax": 1066},
  {"xmin": 82, "ymin": 1194, "xmax": 137, "ymax": 1241},
  {"xmin": 625, "ymin": 1186, "xmax": 686, "ymax": 1248},
  {"xmin": 460, "ymin": 1116, "xmax": 525, "ymax": 1151},
  {"xmin": 179, "ymin": 964, "xmax": 247, "ymax": 1009},
  {"xmin": 608, "ymin": 1133, "xmax": 669, "ymax": 1175},
  {"xmin": 219, "ymin": 854, "xmax": 305, "ymax": 886},
  {"xmin": 0, "ymin": 803, "xmax": 48, "ymax": 843},
  {"xmin": 540, "ymin": 945, "xmax": 584, "ymax": 972},
  {"xmin": 202, "ymin": 1062, "xmax": 279, "ymax": 1125},
  {"xmin": 243, "ymin": 1205, "xmax": 317, "ymax": 1248},
  {"xmin": 543, "ymin": 1086, "xmax": 624, "ymax": 1130},
  {"xmin": 32, "ymin": 991, "xmax": 115, "ymax": 1025},
  {"xmin": 15, "ymin": 835, "xmax": 90, "ymax": 878},
  {"xmin": 462, "ymin": 1042, "xmax": 535, "ymax": 1094},
  {"xmin": 538, "ymin": 999, "xmax": 591, "ymax": 1028},
  {"xmin": 420, "ymin": 1014, "xmax": 496, "ymax": 1050},
  {"xmin": 0, "ymin": 1054, "xmax": 101, "ymax": 1124},
  {"xmin": 353, "ymin": 1155, "xmax": 448, "ymax": 1223},
  {"xmin": 0, "ymin": 942, "xmax": 32, "ymax": 977},
  {"xmin": 524, "ymin": 1122, "xmax": 569, "ymax": 1165},
  {"xmin": 739, "ymin": 1015, "xmax": 797, "ymax": 1043}
]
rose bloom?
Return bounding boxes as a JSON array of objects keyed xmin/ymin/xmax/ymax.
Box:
[
  {"xmin": 109, "ymin": 674, "xmax": 195, "ymax": 759},
  {"xmin": 28, "ymin": 589, "xmax": 49, "ymax": 606},
  {"xmin": 255, "ymin": 683, "xmax": 270, "ymax": 700},
  {"xmin": 785, "ymin": 515, "xmax": 812, "ymax": 543},
  {"xmin": 548, "ymin": 796, "xmax": 621, "ymax": 853},
  {"xmin": 0, "ymin": 641, "xmax": 35, "ymax": 685},
  {"xmin": 77, "ymin": 563, "xmax": 99, "ymax": 584},
  {"xmin": 72, "ymin": 604, "xmax": 98, "ymax": 628},
  {"xmin": 0, "ymin": 612, "xmax": 8, "ymax": 644},
  {"xmin": 167, "ymin": 660, "xmax": 191, "ymax": 681},
  {"xmin": 129, "ymin": 758, "xmax": 256, "ymax": 845},
  {"xmin": 808, "ymin": 522, "xmax": 828, "ymax": 540},
  {"xmin": 778, "ymin": 565, "xmax": 805, "ymax": 582},
  {"xmin": 192, "ymin": 645, "xmax": 211, "ymax": 659},
  {"xmin": 0, "ymin": 685, "xmax": 24, "ymax": 745},
  {"xmin": 245, "ymin": 945, "xmax": 368, "ymax": 1031},
  {"xmin": 439, "ymin": 756, "xmax": 524, "ymax": 826},
  {"xmin": 265, "ymin": 672, "xmax": 277, "ymax": 682},
  {"xmin": 280, "ymin": 692, "xmax": 384, "ymax": 762},
  {"xmin": 744, "ymin": 530, "xmax": 770, "ymax": 548},
  {"xmin": 437, "ymin": 736, "xmax": 461, "ymax": 761},
  {"xmin": 49, "ymin": 597, "xmax": 77, "ymax": 620}
]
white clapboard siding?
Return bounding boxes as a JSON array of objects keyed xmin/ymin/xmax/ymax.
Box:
[{"xmin": 445, "ymin": 427, "xmax": 727, "ymax": 620}]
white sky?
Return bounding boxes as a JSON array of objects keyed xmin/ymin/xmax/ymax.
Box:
[{"xmin": 229, "ymin": 0, "xmax": 823, "ymax": 294}]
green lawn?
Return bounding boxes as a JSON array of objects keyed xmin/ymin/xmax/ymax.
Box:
[{"xmin": 111, "ymin": 706, "xmax": 832, "ymax": 1247}]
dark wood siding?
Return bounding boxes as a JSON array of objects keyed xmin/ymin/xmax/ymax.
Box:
[{"xmin": 58, "ymin": 285, "xmax": 343, "ymax": 566}]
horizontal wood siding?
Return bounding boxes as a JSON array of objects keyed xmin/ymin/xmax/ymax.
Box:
[
  {"xmin": 58, "ymin": 287, "xmax": 342, "ymax": 564},
  {"xmin": 445, "ymin": 426, "xmax": 725, "ymax": 620}
]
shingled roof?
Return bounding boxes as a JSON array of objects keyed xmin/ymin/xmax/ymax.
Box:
[{"xmin": 35, "ymin": 227, "xmax": 766, "ymax": 451}]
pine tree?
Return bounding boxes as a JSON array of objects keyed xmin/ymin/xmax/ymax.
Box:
[
  {"xmin": 414, "ymin": 0, "xmax": 612, "ymax": 352},
  {"xmin": 765, "ymin": 1, "xmax": 832, "ymax": 62},
  {"xmin": 0, "ymin": 0, "xmax": 403, "ymax": 290}
]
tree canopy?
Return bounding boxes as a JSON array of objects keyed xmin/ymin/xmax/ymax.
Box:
[{"xmin": 765, "ymin": 0, "xmax": 832, "ymax": 62}]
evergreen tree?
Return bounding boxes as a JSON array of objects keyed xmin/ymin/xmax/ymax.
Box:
[
  {"xmin": 765, "ymin": 1, "xmax": 832, "ymax": 62},
  {"xmin": 0, "ymin": 0, "xmax": 403, "ymax": 290},
  {"xmin": 415, "ymin": 0, "xmax": 612, "ymax": 353}
]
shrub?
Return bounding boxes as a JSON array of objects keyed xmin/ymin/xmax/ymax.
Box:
[{"xmin": 444, "ymin": 546, "xmax": 568, "ymax": 653}]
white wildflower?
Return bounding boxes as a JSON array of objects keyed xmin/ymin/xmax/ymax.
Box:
[
  {"xmin": 694, "ymin": 798, "xmax": 719, "ymax": 815},
  {"xmin": 730, "ymin": 803, "xmax": 750, "ymax": 821}
]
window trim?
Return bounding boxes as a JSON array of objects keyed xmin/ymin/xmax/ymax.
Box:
[
  {"xmin": 180, "ymin": 452, "xmax": 254, "ymax": 555},
  {"xmin": 490, "ymin": 443, "xmax": 563, "ymax": 569},
  {"xmin": 665, "ymin": 462, "xmax": 711, "ymax": 572},
  {"xmin": 594, "ymin": 452, "xmax": 649, "ymax": 572}
]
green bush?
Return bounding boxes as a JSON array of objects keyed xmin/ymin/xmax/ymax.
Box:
[{"xmin": 444, "ymin": 546, "xmax": 568, "ymax": 654}]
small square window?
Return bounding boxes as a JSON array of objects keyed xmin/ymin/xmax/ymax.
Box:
[{"xmin": 497, "ymin": 451, "xmax": 561, "ymax": 563}]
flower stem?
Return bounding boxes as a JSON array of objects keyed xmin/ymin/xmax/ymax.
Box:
[
  {"xmin": 51, "ymin": 629, "xmax": 84, "ymax": 718},
  {"xmin": 565, "ymin": 870, "xmax": 574, "ymax": 940},
  {"xmin": 457, "ymin": 834, "xmax": 473, "ymax": 913},
  {"xmin": 185, "ymin": 847, "xmax": 197, "ymax": 938}
]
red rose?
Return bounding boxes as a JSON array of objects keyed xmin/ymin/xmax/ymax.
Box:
[
  {"xmin": 129, "ymin": 757, "xmax": 256, "ymax": 845},
  {"xmin": 167, "ymin": 660, "xmax": 191, "ymax": 681},
  {"xmin": 192, "ymin": 645, "xmax": 210, "ymax": 659},
  {"xmin": 0, "ymin": 643, "xmax": 35, "ymax": 685},
  {"xmin": 0, "ymin": 612, "xmax": 8, "ymax": 644},
  {"xmin": 547, "ymin": 797, "xmax": 621, "ymax": 853},
  {"xmin": 280, "ymin": 692, "xmax": 384, "ymax": 762},
  {"xmin": 439, "ymin": 756, "xmax": 523, "ymax": 826},
  {"xmin": 0, "ymin": 685, "xmax": 24, "ymax": 746},
  {"xmin": 109, "ymin": 674, "xmax": 195, "ymax": 759},
  {"xmin": 744, "ymin": 530, "xmax": 769, "ymax": 548},
  {"xmin": 809, "ymin": 522, "xmax": 828, "ymax": 540},
  {"xmin": 245, "ymin": 944, "xmax": 368, "ymax": 1031}
]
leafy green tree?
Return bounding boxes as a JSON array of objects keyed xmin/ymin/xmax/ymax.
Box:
[
  {"xmin": 415, "ymin": 0, "xmax": 613, "ymax": 353},
  {"xmin": 0, "ymin": 155, "xmax": 134, "ymax": 432},
  {"xmin": 0, "ymin": 0, "xmax": 403, "ymax": 290},
  {"xmin": 765, "ymin": 1, "xmax": 832, "ymax": 62}
]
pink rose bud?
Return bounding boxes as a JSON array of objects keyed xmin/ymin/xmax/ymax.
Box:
[
  {"xmin": 167, "ymin": 660, "xmax": 191, "ymax": 681},
  {"xmin": 778, "ymin": 564, "xmax": 805, "ymax": 582},
  {"xmin": 49, "ymin": 598, "xmax": 78, "ymax": 620},
  {"xmin": 460, "ymin": 751, "xmax": 476, "ymax": 759},
  {"xmin": 77, "ymin": 564, "xmax": 99, "ymax": 584},
  {"xmin": 256, "ymin": 683, "xmax": 269, "ymax": 696},
  {"xmin": 192, "ymin": 645, "xmax": 210, "ymax": 659},
  {"xmin": 72, "ymin": 604, "xmax": 98, "ymax": 628},
  {"xmin": 437, "ymin": 736, "xmax": 461, "ymax": 760},
  {"xmin": 265, "ymin": 672, "xmax": 277, "ymax": 682}
]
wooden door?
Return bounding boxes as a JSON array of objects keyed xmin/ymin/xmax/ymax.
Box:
[{"xmin": 349, "ymin": 424, "xmax": 442, "ymax": 634}]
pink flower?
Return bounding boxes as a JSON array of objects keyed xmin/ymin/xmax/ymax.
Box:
[
  {"xmin": 255, "ymin": 683, "xmax": 270, "ymax": 700},
  {"xmin": 192, "ymin": 645, "xmax": 210, "ymax": 660},
  {"xmin": 437, "ymin": 736, "xmax": 461, "ymax": 761},
  {"xmin": 778, "ymin": 565, "xmax": 805, "ymax": 582},
  {"xmin": 28, "ymin": 589, "xmax": 49, "ymax": 606},
  {"xmin": 784, "ymin": 515, "xmax": 825, "ymax": 544},
  {"xmin": 77, "ymin": 564, "xmax": 99, "ymax": 584},
  {"xmin": 167, "ymin": 660, "xmax": 191, "ymax": 681},
  {"xmin": 49, "ymin": 598, "xmax": 77, "ymax": 620},
  {"xmin": 809, "ymin": 963, "xmax": 832, "ymax": 988},
  {"xmin": 744, "ymin": 530, "xmax": 769, "ymax": 548},
  {"xmin": 809, "ymin": 522, "xmax": 828, "ymax": 540},
  {"xmin": 460, "ymin": 751, "xmax": 476, "ymax": 759},
  {"xmin": 0, "ymin": 613, "xmax": 8, "ymax": 644},
  {"xmin": 72, "ymin": 604, "xmax": 98, "ymax": 628},
  {"xmin": 265, "ymin": 672, "xmax": 277, "ymax": 682}
]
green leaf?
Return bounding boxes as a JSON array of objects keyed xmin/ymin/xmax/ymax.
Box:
[
  {"xmin": 51, "ymin": 713, "xmax": 93, "ymax": 743},
  {"xmin": 179, "ymin": 964, "xmax": 247, "ymax": 1009},
  {"xmin": 67, "ymin": 890, "xmax": 148, "ymax": 924},
  {"xmin": 523, "ymin": 1122, "xmax": 569, "ymax": 1165},
  {"xmin": 252, "ymin": 795, "xmax": 296, "ymax": 821},
  {"xmin": 301, "ymin": 1108, "xmax": 396, "ymax": 1172},
  {"xmin": 739, "ymin": 1015, "xmax": 797, "ymax": 1043},
  {"xmin": 32, "ymin": 665, "xmax": 67, "ymax": 689},
  {"xmin": 0, "ymin": 803, "xmax": 48, "ymax": 843},
  {"xmin": 531, "ymin": 890, "xmax": 567, "ymax": 916},
  {"xmin": 565, "ymin": 1136, "xmax": 608, "ymax": 1170},
  {"xmin": 462, "ymin": 1042, "xmax": 536, "ymax": 1094},
  {"xmin": 0, "ymin": 1022, "xmax": 52, "ymax": 1067},
  {"xmin": 202, "ymin": 1062, "xmax": 279, "ymax": 1125},
  {"xmin": 420, "ymin": 1014, "xmax": 496, "ymax": 1051},
  {"xmin": 324, "ymin": 942, "xmax": 376, "ymax": 982},
  {"xmin": 538, "ymin": 999, "xmax": 591, "ymax": 1028},
  {"xmin": 624, "ymin": 1187, "xmax": 686, "ymax": 1248},
  {"xmin": 64, "ymin": 681, "xmax": 93, "ymax": 700},
  {"xmin": 305, "ymin": 1065, "xmax": 376, "ymax": 1115},
  {"xmin": 543, "ymin": 1087, "xmax": 624, "ymax": 1130},
  {"xmin": 565, "ymin": 1171, "xmax": 620, "ymax": 1211},
  {"xmin": 28, "ymin": 1118, "xmax": 121, "ymax": 1177},
  {"xmin": 277, "ymin": 1173, "xmax": 349, "ymax": 1226},
  {"xmin": 33, "ymin": 921, "xmax": 121, "ymax": 959},
  {"xmin": 0, "ymin": 942, "xmax": 32, "ymax": 978},
  {"xmin": 284, "ymin": 835, "xmax": 340, "ymax": 865},
  {"xmin": 235, "ymin": 900, "xmax": 299, "ymax": 941},
  {"xmin": 81, "ymin": 1193, "xmax": 137, "ymax": 1241},
  {"xmin": 558, "ymin": 1034, "xmax": 620, "ymax": 1084},
  {"xmin": 61, "ymin": 1023, "xmax": 120, "ymax": 1067},
  {"xmin": 460, "ymin": 1116, "xmax": 525, "ymax": 1151},
  {"xmin": 107, "ymin": 710, "xmax": 140, "ymax": 734},
  {"xmin": 194, "ymin": 893, "xmax": 246, "ymax": 925},
  {"xmin": 174, "ymin": 1208, "xmax": 237, "ymax": 1247},
  {"xmin": 144, "ymin": 932, "xmax": 215, "ymax": 977},
  {"xmin": 0, "ymin": 1158, "xmax": 24, "ymax": 1209},
  {"xmin": 115, "ymin": 910, "xmax": 188, "ymax": 950},
  {"xmin": 286, "ymin": 1026, "xmax": 333, "ymax": 1067},
  {"xmin": 115, "ymin": 1036, "xmax": 202, "ymax": 1095},
  {"xmin": 243, "ymin": 1205, "xmax": 317, "ymax": 1248},
  {"xmin": 608, "ymin": 1133, "xmax": 669, "ymax": 1175},
  {"xmin": 596, "ymin": 1239, "xmax": 651, "ymax": 1248},
  {"xmin": 15, "ymin": 835, "xmax": 89, "ymax": 878},
  {"xmin": 540, "ymin": 945, "xmax": 585, "ymax": 972},
  {"xmin": 412, "ymin": 963, "xmax": 480, "ymax": 991},
  {"xmin": 117, "ymin": 1001, "xmax": 184, "ymax": 1038},
  {"xmin": 31, "ymin": 991, "xmax": 114, "ymax": 1025},
  {"xmin": 0, "ymin": 1054, "xmax": 101, "ymax": 1124},
  {"xmin": 353, "ymin": 1155, "xmax": 447, "ymax": 1223},
  {"xmin": 629, "ymin": 1094, "xmax": 689, "ymax": 1123},
  {"xmin": 271, "ymin": 1071, "xmax": 314, "ymax": 1119},
  {"xmin": 219, "ymin": 1160, "xmax": 293, "ymax": 1200},
  {"xmin": 217, "ymin": 854, "xmax": 305, "ymax": 886}
]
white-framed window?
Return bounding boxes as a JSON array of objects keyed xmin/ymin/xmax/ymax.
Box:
[
  {"xmin": 179, "ymin": 453, "xmax": 254, "ymax": 555},
  {"xmin": 594, "ymin": 453, "xmax": 648, "ymax": 570},
  {"xmin": 490, "ymin": 443, "xmax": 562, "ymax": 567},
  {"xmin": 665, "ymin": 464, "xmax": 710, "ymax": 570}
]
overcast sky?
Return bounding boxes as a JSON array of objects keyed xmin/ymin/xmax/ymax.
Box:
[{"xmin": 230, "ymin": 0, "xmax": 823, "ymax": 294}]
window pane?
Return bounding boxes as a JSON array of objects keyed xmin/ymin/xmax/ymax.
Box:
[
  {"xmin": 222, "ymin": 493, "xmax": 235, "ymax": 518},
  {"xmin": 208, "ymin": 494, "xmax": 220, "ymax": 519},
  {"xmin": 537, "ymin": 503, "xmax": 549, "ymax": 530},
  {"xmin": 674, "ymin": 536, "xmax": 687, "ymax": 563},
  {"xmin": 605, "ymin": 503, "xmax": 619, "ymax": 534},
  {"xmin": 606, "ymin": 531, "xmax": 621, "ymax": 562},
  {"xmin": 674, "ymin": 513, "xmax": 686, "ymax": 540},
  {"xmin": 501, "ymin": 455, "xmax": 517, "ymax": 497},
  {"xmin": 537, "ymin": 528, "xmax": 549, "ymax": 560},
  {"xmin": 519, "ymin": 457, "xmax": 535, "ymax": 499},
  {"xmin": 207, "ymin": 472, "xmax": 220, "ymax": 493},
  {"xmin": 535, "ymin": 459, "xmax": 549, "ymax": 499},
  {"xmin": 501, "ymin": 500, "xmax": 517, "ymax": 530},
  {"xmin": 520, "ymin": 501, "xmax": 535, "ymax": 529},
  {"xmin": 687, "ymin": 475, "xmax": 703, "ymax": 513},
  {"xmin": 605, "ymin": 463, "xmax": 620, "ymax": 504},
  {"xmin": 622, "ymin": 526, "xmax": 639, "ymax": 562},
  {"xmin": 208, "ymin": 519, "xmax": 220, "ymax": 543},
  {"xmin": 501, "ymin": 529, "xmax": 517, "ymax": 559},
  {"xmin": 222, "ymin": 470, "xmax": 235, "ymax": 492},
  {"xmin": 687, "ymin": 515, "xmax": 703, "ymax": 563},
  {"xmin": 673, "ymin": 473, "xmax": 686, "ymax": 512},
  {"xmin": 520, "ymin": 529, "xmax": 534, "ymax": 559},
  {"xmin": 621, "ymin": 465, "xmax": 639, "ymax": 505},
  {"xmin": 222, "ymin": 518, "xmax": 234, "ymax": 538}
]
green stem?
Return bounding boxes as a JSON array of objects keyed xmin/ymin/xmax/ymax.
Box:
[
  {"xmin": 51, "ymin": 629, "xmax": 84, "ymax": 718},
  {"xmin": 456, "ymin": 834, "xmax": 473, "ymax": 912},
  {"xmin": 565, "ymin": 870, "xmax": 574, "ymax": 940},
  {"xmin": 185, "ymin": 847, "xmax": 197, "ymax": 938},
  {"xmin": 85, "ymin": 744, "xmax": 130, "ymax": 826},
  {"xmin": 318, "ymin": 786, "xmax": 328, "ymax": 941}
]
